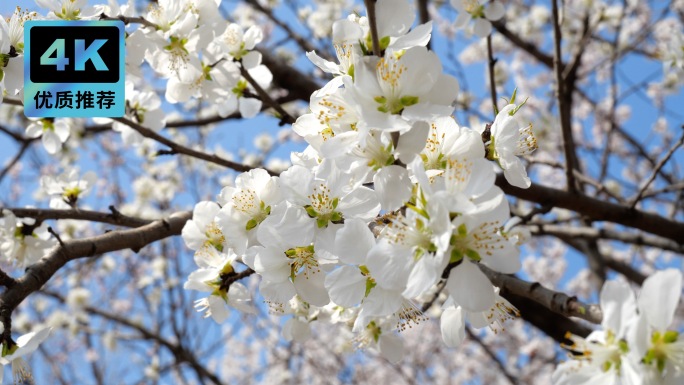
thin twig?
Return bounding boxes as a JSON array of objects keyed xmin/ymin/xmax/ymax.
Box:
[
  {"xmin": 629, "ymin": 131, "xmax": 684, "ymax": 209},
  {"xmin": 244, "ymin": 0, "xmax": 322, "ymax": 57},
  {"xmin": 47, "ymin": 227, "xmax": 65, "ymax": 247},
  {"xmin": 0, "ymin": 141, "xmax": 30, "ymax": 184},
  {"xmin": 466, "ymin": 327, "xmax": 520, "ymax": 385},
  {"xmin": 113, "ymin": 117, "xmax": 276, "ymax": 175},
  {"xmin": 99, "ymin": 14, "xmax": 158, "ymax": 29},
  {"xmin": 239, "ymin": 64, "xmax": 295, "ymax": 126}
]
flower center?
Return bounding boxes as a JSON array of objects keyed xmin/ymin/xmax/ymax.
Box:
[
  {"xmin": 285, "ymin": 245, "xmax": 320, "ymax": 280},
  {"xmin": 305, "ymin": 184, "xmax": 342, "ymax": 228},
  {"xmin": 58, "ymin": 0, "xmax": 81, "ymax": 20},
  {"xmin": 204, "ymin": 222, "xmax": 225, "ymax": 252},
  {"xmin": 374, "ymin": 56, "xmax": 419, "ymax": 114},
  {"xmin": 645, "ymin": 330, "xmax": 681, "ymax": 373},
  {"xmin": 164, "ymin": 36, "xmax": 190, "ymax": 73}
]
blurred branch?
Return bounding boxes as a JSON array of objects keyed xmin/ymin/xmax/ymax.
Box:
[
  {"xmin": 244, "ymin": 0, "xmax": 324, "ymax": 57},
  {"xmin": 629, "ymin": 131, "xmax": 684, "ymax": 209},
  {"xmin": 530, "ymin": 224, "xmax": 684, "ymax": 255},
  {"xmin": 259, "ymin": 50, "xmax": 321, "ymax": 101},
  {"xmin": 42, "ymin": 290, "xmax": 223, "ymax": 385},
  {"xmin": 466, "ymin": 327, "xmax": 520, "ymax": 385},
  {"xmin": 551, "ymin": 0, "xmax": 579, "ymax": 192},
  {"xmin": 0, "ymin": 141, "xmax": 30, "ymax": 184}
]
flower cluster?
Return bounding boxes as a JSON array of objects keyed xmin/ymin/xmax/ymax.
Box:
[
  {"xmin": 182, "ymin": 0, "xmax": 537, "ymax": 361},
  {"xmin": 2, "ymin": 0, "xmax": 274, "ymax": 153},
  {"xmin": 141, "ymin": 0, "xmax": 272, "ymax": 118},
  {"xmin": 553, "ymin": 269, "xmax": 684, "ymax": 385}
]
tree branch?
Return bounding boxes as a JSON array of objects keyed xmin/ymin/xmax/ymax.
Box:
[
  {"xmin": 113, "ymin": 117, "xmax": 275, "ymax": 175},
  {"xmin": 41, "ymin": 290, "xmax": 223, "ymax": 385},
  {"xmin": 629, "ymin": 131, "xmax": 684, "ymax": 209},
  {"xmin": 1, "ymin": 207, "xmax": 153, "ymax": 228},
  {"xmin": 530, "ymin": 224, "xmax": 684, "ymax": 255},
  {"xmin": 496, "ymin": 174, "xmax": 684, "ymax": 242},
  {"xmin": 466, "ymin": 327, "xmax": 520, "ymax": 385},
  {"xmin": 479, "ymin": 265, "xmax": 603, "ymax": 324},
  {"xmin": 0, "ymin": 211, "xmax": 191, "ymax": 315},
  {"xmin": 239, "ymin": 64, "xmax": 296, "ymax": 125},
  {"xmin": 551, "ymin": 0, "xmax": 578, "ymax": 192}
]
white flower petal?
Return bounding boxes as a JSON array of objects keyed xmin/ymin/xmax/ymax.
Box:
[
  {"xmin": 484, "ymin": 2, "xmax": 505, "ymax": 21},
  {"xmin": 638, "ymin": 268, "xmax": 682, "ymax": 331},
  {"xmin": 440, "ymin": 306, "xmax": 466, "ymax": 347},
  {"xmin": 473, "ymin": 18, "xmax": 493, "ymax": 38},
  {"xmin": 446, "ymin": 259, "xmax": 495, "ymax": 312},
  {"xmin": 325, "ymin": 266, "xmax": 367, "ymax": 307}
]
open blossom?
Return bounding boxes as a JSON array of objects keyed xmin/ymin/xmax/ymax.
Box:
[
  {"xmin": 40, "ymin": 169, "xmax": 97, "ymax": 209},
  {"xmin": 353, "ymin": 46, "xmax": 458, "ymax": 131},
  {"xmin": 554, "ymin": 269, "xmax": 684, "ymax": 385},
  {"xmin": 0, "ymin": 327, "xmax": 52, "ymax": 385},
  {"xmin": 352, "ymin": 318, "xmax": 405, "ymax": 363},
  {"xmin": 118, "ymin": 83, "xmax": 167, "ymax": 145},
  {"xmin": 26, "ymin": 118, "xmax": 71, "ymax": 154},
  {"xmin": 170, "ymin": 0, "xmax": 544, "ymax": 363},
  {"xmin": 633, "ymin": 269, "xmax": 684, "ymax": 384},
  {"xmin": 144, "ymin": 4, "xmax": 214, "ymax": 84},
  {"xmin": 445, "ymin": 192, "xmax": 519, "ymax": 312},
  {"xmin": 217, "ymin": 168, "xmax": 282, "ymax": 254},
  {"xmin": 451, "ymin": 0, "xmax": 505, "ymax": 38},
  {"xmin": 182, "ymin": 201, "xmax": 234, "ymax": 261},
  {"xmin": 487, "ymin": 104, "xmax": 538, "ymax": 188},
  {"xmin": 441, "ymin": 287, "xmax": 519, "ymax": 347},
  {"xmin": 184, "ymin": 248, "xmax": 255, "ymax": 323},
  {"xmin": 324, "ymin": 219, "xmax": 422, "ymax": 332},
  {"xmin": 279, "ymin": 160, "xmax": 380, "ymax": 228},
  {"xmin": 245, "ymin": 203, "xmax": 332, "ymax": 307},
  {"xmin": 0, "ymin": 8, "xmax": 33, "ymax": 101},
  {"xmin": 553, "ymin": 280, "xmax": 642, "ymax": 385},
  {"xmin": 306, "ymin": 0, "xmax": 432, "ymax": 77},
  {"xmin": 35, "ymin": 0, "xmax": 99, "ymax": 20}
]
